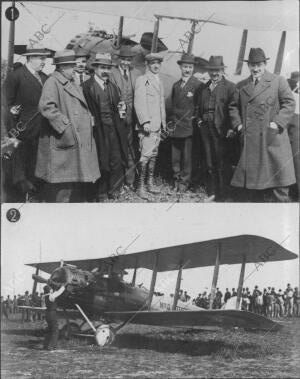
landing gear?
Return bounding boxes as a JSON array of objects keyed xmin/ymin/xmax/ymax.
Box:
[{"xmin": 95, "ymin": 324, "xmax": 115, "ymax": 346}]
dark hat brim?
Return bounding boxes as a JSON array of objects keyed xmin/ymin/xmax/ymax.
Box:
[
  {"xmin": 53, "ymin": 60, "xmax": 77, "ymax": 65},
  {"xmin": 90, "ymin": 61, "xmax": 115, "ymax": 66},
  {"xmin": 177, "ymin": 60, "xmax": 195, "ymax": 65},
  {"xmin": 244, "ymin": 57, "xmax": 270, "ymax": 63},
  {"xmin": 205, "ymin": 65, "xmax": 227, "ymax": 69}
]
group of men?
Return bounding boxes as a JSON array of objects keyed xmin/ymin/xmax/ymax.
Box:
[
  {"xmin": 192, "ymin": 284, "xmax": 300, "ymax": 317},
  {"xmin": 3, "ymin": 43, "xmax": 298, "ymax": 202}
]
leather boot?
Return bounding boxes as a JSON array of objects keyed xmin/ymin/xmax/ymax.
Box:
[
  {"xmin": 147, "ymin": 157, "xmax": 160, "ymax": 194},
  {"xmin": 137, "ymin": 162, "xmax": 148, "ymax": 200}
]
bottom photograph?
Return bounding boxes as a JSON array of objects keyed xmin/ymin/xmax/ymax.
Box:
[{"xmin": 1, "ymin": 203, "xmax": 299, "ymax": 378}]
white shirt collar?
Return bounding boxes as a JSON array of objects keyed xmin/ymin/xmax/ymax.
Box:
[
  {"xmin": 94, "ymin": 74, "xmax": 106, "ymax": 90},
  {"xmin": 147, "ymin": 70, "xmax": 160, "ymax": 83}
]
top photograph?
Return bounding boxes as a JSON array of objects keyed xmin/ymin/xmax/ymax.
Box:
[{"xmin": 1, "ymin": 1, "xmax": 299, "ymax": 203}]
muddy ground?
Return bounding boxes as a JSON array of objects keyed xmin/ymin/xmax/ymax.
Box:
[{"xmin": 1, "ymin": 316, "xmax": 300, "ymax": 378}]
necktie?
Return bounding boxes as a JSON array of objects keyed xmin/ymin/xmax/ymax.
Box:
[
  {"xmin": 180, "ymin": 79, "xmax": 185, "ymax": 88},
  {"xmin": 123, "ymin": 69, "xmax": 128, "ymax": 81},
  {"xmin": 80, "ymin": 73, "xmax": 83, "ymax": 85},
  {"xmin": 254, "ymin": 78, "xmax": 259, "ymax": 86},
  {"xmin": 34, "ymin": 72, "xmax": 43, "ymax": 86}
]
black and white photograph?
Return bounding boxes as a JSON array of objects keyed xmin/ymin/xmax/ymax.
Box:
[
  {"xmin": 1, "ymin": 203, "xmax": 300, "ymax": 378},
  {"xmin": 1, "ymin": 1, "xmax": 299, "ymax": 379},
  {"xmin": 1, "ymin": 1, "xmax": 299, "ymax": 203}
]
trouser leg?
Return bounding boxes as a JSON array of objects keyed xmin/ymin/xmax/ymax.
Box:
[
  {"xmin": 181, "ymin": 137, "xmax": 193, "ymax": 186},
  {"xmin": 171, "ymin": 138, "xmax": 182, "ymax": 183},
  {"xmin": 108, "ymin": 127, "xmax": 124, "ymax": 196},
  {"xmin": 270, "ymin": 187, "xmax": 290, "ymax": 202},
  {"xmin": 125, "ymin": 124, "xmax": 136, "ymax": 186},
  {"xmin": 199, "ymin": 126, "xmax": 215, "ymax": 196}
]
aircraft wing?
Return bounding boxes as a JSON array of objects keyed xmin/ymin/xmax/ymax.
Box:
[
  {"xmin": 104, "ymin": 309, "xmax": 280, "ymax": 331},
  {"xmin": 27, "ymin": 234, "xmax": 297, "ymax": 274},
  {"xmin": 26, "ymin": 1, "xmax": 298, "ymax": 31}
]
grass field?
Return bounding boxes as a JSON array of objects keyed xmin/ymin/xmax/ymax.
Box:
[{"xmin": 1, "ymin": 317, "xmax": 300, "ymax": 378}]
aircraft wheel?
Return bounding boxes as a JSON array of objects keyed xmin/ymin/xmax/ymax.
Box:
[
  {"xmin": 95, "ymin": 324, "xmax": 115, "ymax": 347},
  {"xmin": 60, "ymin": 321, "xmax": 81, "ymax": 340}
]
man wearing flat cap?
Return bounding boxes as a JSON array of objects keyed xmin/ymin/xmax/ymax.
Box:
[
  {"xmin": 231, "ymin": 48, "xmax": 296, "ymax": 202},
  {"xmin": 4, "ymin": 43, "xmax": 50, "ymax": 201},
  {"xmin": 36, "ymin": 50, "xmax": 100, "ymax": 202},
  {"xmin": 82, "ymin": 53, "xmax": 128, "ymax": 201},
  {"xmin": 194, "ymin": 56, "xmax": 240, "ymax": 201},
  {"xmin": 169, "ymin": 53, "xmax": 202, "ymax": 192},
  {"xmin": 134, "ymin": 53, "xmax": 166, "ymax": 199},
  {"xmin": 110, "ymin": 46, "xmax": 141, "ymax": 188}
]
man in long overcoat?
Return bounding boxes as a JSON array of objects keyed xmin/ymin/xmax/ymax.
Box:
[
  {"xmin": 170, "ymin": 53, "xmax": 202, "ymax": 192},
  {"xmin": 231, "ymin": 48, "xmax": 296, "ymax": 202},
  {"xmin": 36, "ymin": 50, "xmax": 100, "ymax": 202},
  {"xmin": 194, "ymin": 56, "xmax": 240, "ymax": 201},
  {"xmin": 134, "ymin": 53, "xmax": 166, "ymax": 199},
  {"xmin": 82, "ymin": 53, "xmax": 128, "ymax": 200},
  {"xmin": 4, "ymin": 44, "xmax": 50, "ymax": 201},
  {"xmin": 110, "ymin": 46, "xmax": 141, "ymax": 187}
]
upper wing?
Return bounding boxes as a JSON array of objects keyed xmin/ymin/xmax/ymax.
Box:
[
  {"xmin": 27, "ymin": 234, "xmax": 297, "ymax": 274},
  {"xmin": 104, "ymin": 309, "xmax": 281, "ymax": 331}
]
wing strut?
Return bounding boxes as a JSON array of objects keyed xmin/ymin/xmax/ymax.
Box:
[
  {"xmin": 147, "ymin": 254, "xmax": 158, "ymax": 309},
  {"xmin": 234, "ymin": 29, "xmax": 248, "ymax": 75},
  {"xmin": 187, "ymin": 21, "xmax": 196, "ymax": 55},
  {"xmin": 131, "ymin": 267, "xmax": 137, "ymax": 286},
  {"xmin": 151, "ymin": 17, "xmax": 160, "ymax": 53},
  {"xmin": 172, "ymin": 263, "xmax": 183, "ymax": 310},
  {"xmin": 116, "ymin": 16, "xmax": 124, "ymax": 48},
  {"xmin": 7, "ymin": 1, "xmax": 16, "ymax": 74},
  {"xmin": 274, "ymin": 31, "xmax": 286, "ymax": 75},
  {"xmin": 236, "ymin": 255, "xmax": 246, "ymax": 309},
  {"xmin": 209, "ymin": 243, "xmax": 221, "ymax": 309}
]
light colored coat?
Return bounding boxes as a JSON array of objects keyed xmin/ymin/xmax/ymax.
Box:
[
  {"xmin": 35, "ymin": 71, "xmax": 100, "ymax": 183},
  {"xmin": 134, "ymin": 71, "xmax": 166, "ymax": 132},
  {"xmin": 231, "ymin": 71, "xmax": 296, "ymax": 189}
]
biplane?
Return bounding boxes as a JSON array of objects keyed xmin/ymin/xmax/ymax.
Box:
[{"xmin": 23, "ymin": 234, "xmax": 297, "ymax": 347}]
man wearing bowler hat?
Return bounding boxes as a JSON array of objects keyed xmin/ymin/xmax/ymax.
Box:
[
  {"xmin": 169, "ymin": 53, "xmax": 202, "ymax": 192},
  {"xmin": 82, "ymin": 53, "xmax": 128, "ymax": 201},
  {"xmin": 231, "ymin": 48, "xmax": 295, "ymax": 202},
  {"xmin": 134, "ymin": 53, "xmax": 166, "ymax": 199},
  {"xmin": 36, "ymin": 50, "xmax": 100, "ymax": 202},
  {"xmin": 4, "ymin": 43, "xmax": 50, "ymax": 202},
  {"xmin": 110, "ymin": 46, "xmax": 141, "ymax": 188},
  {"xmin": 194, "ymin": 56, "xmax": 240, "ymax": 201}
]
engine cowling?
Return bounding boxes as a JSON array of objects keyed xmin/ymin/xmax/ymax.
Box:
[{"xmin": 49, "ymin": 266, "xmax": 96, "ymax": 294}]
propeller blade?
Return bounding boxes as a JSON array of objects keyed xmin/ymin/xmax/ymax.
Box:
[
  {"xmin": 274, "ymin": 31, "xmax": 286, "ymax": 75},
  {"xmin": 234, "ymin": 29, "xmax": 248, "ymax": 75}
]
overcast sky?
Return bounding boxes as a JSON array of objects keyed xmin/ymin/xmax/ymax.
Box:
[
  {"xmin": 1, "ymin": 1, "xmax": 299, "ymax": 81},
  {"xmin": 1, "ymin": 203, "xmax": 299, "ymax": 297}
]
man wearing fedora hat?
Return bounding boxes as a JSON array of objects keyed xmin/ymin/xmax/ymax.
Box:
[
  {"xmin": 169, "ymin": 53, "xmax": 202, "ymax": 192},
  {"xmin": 110, "ymin": 45, "xmax": 141, "ymax": 188},
  {"xmin": 194, "ymin": 55, "xmax": 240, "ymax": 201},
  {"xmin": 36, "ymin": 50, "xmax": 100, "ymax": 202},
  {"xmin": 231, "ymin": 47, "xmax": 295, "ymax": 202},
  {"xmin": 4, "ymin": 43, "xmax": 50, "ymax": 202},
  {"xmin": 82, "ymin": 53, "xmax": 128, "ymax": 201},
  {"xmin": 134, "ymin": 53, "xmax": 166, "ymax": 199}
]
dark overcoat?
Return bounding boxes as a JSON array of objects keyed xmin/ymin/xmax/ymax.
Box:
[
  {"xmin": 35, "ymin": 71, "xmax": 100, "ymax": 183},
  {"xmin": 231, "ymin": 71, "xmax": 296, "ymax": 189},
  {"xmin": 82, "ymin": 77, "xmax": 128, "ymax": 172},
  {"xmin": 4, "ymin": 65, "xmax": 48, "ymax": 140},
  {"xmin": 170, "ymin": 76, "xmax": 202, "ymax": 138},
  {"xmin": 194, "ymin": 77, "xmax": 240, "ymax": 137}
]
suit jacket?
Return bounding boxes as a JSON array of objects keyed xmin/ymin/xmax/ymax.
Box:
[
  {"xmin": 82, "ymin": 77, "xmax": 128, "ymax": 172},
  {"xmin": 134, "ymin": 71, "xmax": 166, "ymax": 132},
  {"xmin": 4, "ymin": 65, "xmax": 48, "ymax": 140},
  {"xmin": 194, "ymin": 77, "xmax": 240, "ymax": 137},
  {"xmin": 36, "ymin": 71, "xmax": 100, "ymax": 183},
  {"xmin": 171, "ymin": 76, "xmax": 202, "ymax": 138},
  {"xmin": 231, "ymin": 71, "xmax": 296, "ymax": 189}
]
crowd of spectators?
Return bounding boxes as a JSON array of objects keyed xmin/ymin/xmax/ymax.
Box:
[
  {"xmin": 192, "ymin": 284, "xmax": 300, "ymax": 318},
  {"xmin": 1, "ymin": 290, "xmax": 45, "ymax": 321}
]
